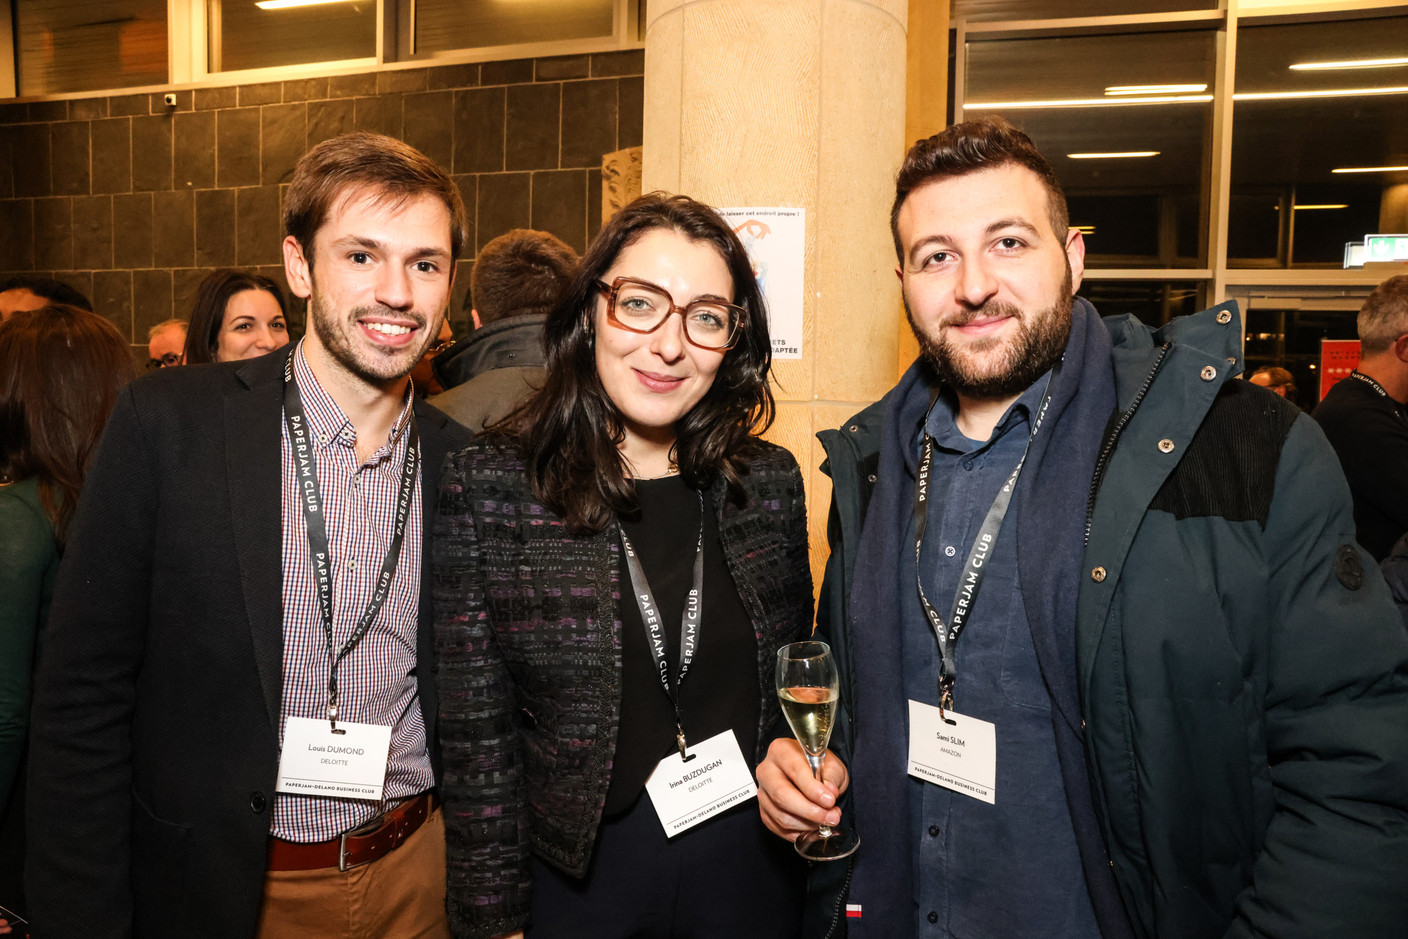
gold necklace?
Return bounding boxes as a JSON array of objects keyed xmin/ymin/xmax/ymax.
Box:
[{"xmin": 631, "ymin": 467, "xmax": 680, "ymax": 480}]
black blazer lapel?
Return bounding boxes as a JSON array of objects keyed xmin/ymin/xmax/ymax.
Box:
[
  {"xmin": 412, "ymin": 399, "xmax": 471, "ymax": 779},
  {"xmin": 227, "ymin": 347, "xmax": 294, "ymax": 734}
]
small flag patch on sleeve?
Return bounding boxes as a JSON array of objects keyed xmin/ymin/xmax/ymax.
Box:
[{"xmin": 846, "ymin": 904, "xmax": 863, "ymax": 918}]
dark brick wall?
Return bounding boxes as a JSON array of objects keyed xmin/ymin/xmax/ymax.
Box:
[{"xmin": 0, "ymin": 50, "xmax": 644, "ymax": 353}]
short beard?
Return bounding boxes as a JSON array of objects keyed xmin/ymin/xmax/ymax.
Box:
[
  {"xmin": 310, "ymin": 293, "xmax": 430, "ymax": 386},
  {"xmin": 908, "ymin": 269, "xmax": 1074, "ymax": 401}
]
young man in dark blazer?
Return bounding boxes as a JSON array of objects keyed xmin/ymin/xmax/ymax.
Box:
[{"xmin": 25, "ymin": 133, "xmax": 472, "ymax": 939}]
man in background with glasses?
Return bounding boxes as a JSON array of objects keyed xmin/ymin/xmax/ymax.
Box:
[
  {"xmin": 759, "ymin": 117, "xmax": 1408, "ymax": 939},
  {"xmin": 146, "ymin": 318, "xmax": 187, "ymax": 370}
]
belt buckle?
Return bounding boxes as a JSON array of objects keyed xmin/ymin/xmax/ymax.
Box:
[
  {"xmin": 337, "ymin": 830, "xmax": 356, "ymax": 872},
  {"xmin": 338, "ymin": 822, "xmax": 379, "ymax": 872}
]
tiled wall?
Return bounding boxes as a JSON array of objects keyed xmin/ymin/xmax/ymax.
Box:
[{"xmin": 0, "ymin": 50, "xmax": 644, "ymax": 352}]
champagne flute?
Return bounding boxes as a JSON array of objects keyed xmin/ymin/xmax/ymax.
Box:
[{"xmin": 776, "ymin": 640, "xmax": 860, "ymax": 861}]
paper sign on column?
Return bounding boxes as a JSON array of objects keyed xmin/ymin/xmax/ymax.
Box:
[{"xmin": 715, "ymin": 207, "xmax": 805, "ymax": 360}]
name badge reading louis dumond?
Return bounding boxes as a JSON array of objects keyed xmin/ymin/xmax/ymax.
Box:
[
  {"xmin": 276, "ymin": 717, "xmax": 393, "ymax": 801},
  {"xmin": 907, "ymin": 700, "xmax": 997, "ymax": 805},
  {"xmin": 644, "ymin": 729, "xmax": 757, "ymax": 838}
]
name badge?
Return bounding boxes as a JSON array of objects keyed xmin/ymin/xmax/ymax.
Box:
[
  {"xmin": 276, "ymin": 717, "xmax": 393, "ymax": 801},
  {"xmin": 644, "ymin": 729, "xmax": 757, "ymax": 837},
  {"xmin": 907, "ymin": 700, "xmax": 997, "ymax": 804}
]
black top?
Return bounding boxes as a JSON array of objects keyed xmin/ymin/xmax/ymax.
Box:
[
  {"xmin": 1312, "ymin": 373, "xmax": 1408, "ymax": 561},
  {"xmin": 604, "ymin": 475, "xmax": 759, "ymax": 816}
]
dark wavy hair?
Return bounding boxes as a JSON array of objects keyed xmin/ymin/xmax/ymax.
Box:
[
  {"xmin": 499, "ymin": 192, "xmax": 775, "ymax": 534},
  {"xmin": 0, "ymin": 305, "xmax": 136, "ymax": 545},
  {"xmin": 891, "ymin": 116, "xmax": 1068, "ymax": 263},
  {"xmin": 183, "ymin": 269, "xmax": 288, "ymax": 365}
]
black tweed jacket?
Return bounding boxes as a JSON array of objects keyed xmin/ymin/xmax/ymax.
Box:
[{"xmin": 432, "ymin": 438, "xmax": 813, "ymax": 939}]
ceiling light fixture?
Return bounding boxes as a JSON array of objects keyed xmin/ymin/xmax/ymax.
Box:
[
  {"xmin": 963, "ymin": 93, "xmax": 1213, "ymax": 110},
  {"xmin": 1104, "ymin": 83, "xmax": 1207, "ymax": 95},
  {"xmin": 1235, "ymin": 84, "xmax": 1408, "ymax": 101},
  {"xmin": 254, "ymin": 0, "xmax": 356, "ymax": 10},
  {"xmin": 1332, "ymin": 165, "xmax": 1408, "ymax": 174},
  {"xmin": 966, "ymin": 84, "xmax": 1408, "ymax": 111},
  {"xmin": 1067, "ymin": 151, "xmax": 1160, "ymax": 159},
  {"xmin": 1272, "ymin": 204, "xmax": 1350, "ymax": 210},
  {"xmin": 1290, "ymin": 57, "xmax": 1408, "ymax": 71}
]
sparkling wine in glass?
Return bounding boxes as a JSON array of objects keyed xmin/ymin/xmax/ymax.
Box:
[{"xmin": 776, "ymin": 640, "xmax": 860, "ymax": 861}]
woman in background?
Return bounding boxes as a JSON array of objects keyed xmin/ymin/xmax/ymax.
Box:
[
  {"xmin": 182, "ymin": 268, "xmax": 289, "ymax": 365},
  {"xmin": 0, "ymin": 304, "xmax": 135, "ymax": 935},
  {"xmin": 434, "ymin": 193, "xmax": 812, "ymax": 939}
]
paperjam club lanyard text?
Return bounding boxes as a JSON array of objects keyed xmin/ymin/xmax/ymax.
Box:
[
  {"xmin": 913, "ymin": 380, "xmax": 1053, "ymax": 718},
  {"xmin": 283, "ymin": 356, "xmax": 419, "ymax": 732},
  {"xmin": 619, "ymin": 491, "xmax": 705, "ymax": 760}
]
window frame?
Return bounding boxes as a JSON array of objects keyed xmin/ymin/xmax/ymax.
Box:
[
  {"xmin": 3, "ymin": 0, "xmax": 643, "ymax": 99},
  {"xmin": 952, "ymin": 1, "xmax": 1408, "ymax": 303}
]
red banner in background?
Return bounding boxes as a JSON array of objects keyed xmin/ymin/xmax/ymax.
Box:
[{"xmin": 1320, "ymin": 339, "xmax": 1362, "ymax": 400}]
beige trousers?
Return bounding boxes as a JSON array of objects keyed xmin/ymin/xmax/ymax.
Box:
[{"xmin": 255, "ymin": 807, "xmax": 452, "ymax": 939}]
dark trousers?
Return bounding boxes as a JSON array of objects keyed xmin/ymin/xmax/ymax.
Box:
[
  {"xmin": 0, "ymin": 753, "xmax": 27, "ymax": 937},
  {"xmin": 528, "ymin": 792, "xmax": 804, "ymax": 939}
]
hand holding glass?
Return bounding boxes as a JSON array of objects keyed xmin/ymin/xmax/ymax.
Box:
[{"xmin": 776, "ymin": 640, "xmax": 860, "ymax": 860}]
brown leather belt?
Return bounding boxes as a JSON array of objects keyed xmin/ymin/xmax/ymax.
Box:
[{"xmin": 266, "ymin": 791, "xmax": 438, "ymax": 872}]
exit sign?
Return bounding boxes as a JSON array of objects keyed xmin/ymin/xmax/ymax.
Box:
[{"xmin": 1365, "ymin": 235, "xmax": 1408, "ymax": 261}]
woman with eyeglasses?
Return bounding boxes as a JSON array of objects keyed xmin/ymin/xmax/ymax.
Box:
[
  {"xmin": 182, "ymin": 269, "xmax": 290, "ymax": 365},
  {"xmin": 0, "ymin": 305, "xmax": 135, "ymax": 933},
  {"xmin": 433, "ymin": 193, "xmax": 812, "ymax": 939}
]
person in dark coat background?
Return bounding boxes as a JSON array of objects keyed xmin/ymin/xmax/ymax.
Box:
[
  {"xmin": 429, "ymin": 229, "xmax": 577, "ymax": 431},
  {"xmin": 1313, "ymin": 273, "xmax": 1408, "ymax": 561}
]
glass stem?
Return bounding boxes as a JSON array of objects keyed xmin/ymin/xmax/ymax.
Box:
[{"xmin": 806, "ymin": 750, "xmax": 834, "ymax": 838}]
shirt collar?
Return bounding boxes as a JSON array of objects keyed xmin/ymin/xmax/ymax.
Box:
[
  {"xmin": 922, "ymin": 369, "xmax": 1053, "ymax": 456},
  {"xmin": 291, "ymin": 340, "xmax": 415, "ymax": 461}
]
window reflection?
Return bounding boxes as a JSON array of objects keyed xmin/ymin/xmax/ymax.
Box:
[
  {"xmin": 1240, "ymin": 293, "xmax": 1367, "ymax": 407},
  {"xmin": 16, "ymin": 0, "xmax": 168, "ymax": 95},
  {"xmin": 414, "ymin": 0, "xmax": 614, "ymax": 56},
  {"xmin": 1231, "ymin": 15, "xmax": 1408, "ymax": 267},
  {"xmin": 1077, "ymin": 280, "xmax": 1205, "ymax": 327},
  {"xmin": 955, "ymin": 0, "xmax": 1216, "ymax": 23},
  {"xmin": 965, "ymin": 30, "xmax": 1216, "ymax": 268},
  {"xmin": 212, "ymin": 0, "xmax": 375, "ymax": 73}
]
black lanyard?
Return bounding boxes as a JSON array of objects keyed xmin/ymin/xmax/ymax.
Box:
[
  {"xmin": 1351, "ymin": 370, "xmax": 1388, "ymax": 398},
  {"xmin": 1350, "ymin": 370, "xmax": 1408, "ymax": 425},
  {"xmin": 619, "ymin": 490, "xmax": 705, "ymax": 760},
  {"xmin": 283, "ymin": 355, "xmax": 420, "ymax": 732},
  {"xmin": 914, "ymin": 382, "xmax": 1053, "ymax": 716}
]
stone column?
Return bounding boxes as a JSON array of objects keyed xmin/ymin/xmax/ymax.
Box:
[
  {"xmin": 642, "ymin": 0, "xmax": 909, "ymax": 588},
  {"xmin": 1380, "ymin": 183, "xmax": 1408, "ymax": 235}
]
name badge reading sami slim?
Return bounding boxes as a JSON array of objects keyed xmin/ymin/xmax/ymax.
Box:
[
  {"xmin": 644, "ymin": 729, "xmax": 757, "ymax": 837},
  {"xmin": 907, "ymin": 700, "xmax": 997, "ymax": 805},
  {"xmin": 276, "ymin": 717, "xmax": 393, "ymax": 801}
]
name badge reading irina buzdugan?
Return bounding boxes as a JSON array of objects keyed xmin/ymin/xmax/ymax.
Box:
[
  {"xmin": 276, "ymin": 717, "xmax": 393, "ymax": 801},
  {"xmin": 644, "ymin": 729, "xmax": 757, "ymax": 837},
  {"xmin": 907, "ymin": 700, "xmax": 997, "ymax": 805}
]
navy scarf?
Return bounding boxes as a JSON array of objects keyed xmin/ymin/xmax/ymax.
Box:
[{"xmin": 845, "ymin": 299, "xmax": 1134, "ymax": 938}]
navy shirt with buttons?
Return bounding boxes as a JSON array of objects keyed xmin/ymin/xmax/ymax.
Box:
[{"xmin": 898, "ymin": 371, "xmax": 1100, "ymax": 938}]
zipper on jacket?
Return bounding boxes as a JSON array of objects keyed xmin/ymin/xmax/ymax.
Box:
[
  {"xmin": 1084, "ymin": 343, "xmax": 1171, "ymax": 544},
  {"xmin": 823, "ymin": 857, "xmax": 856, "ymax": 939}
]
